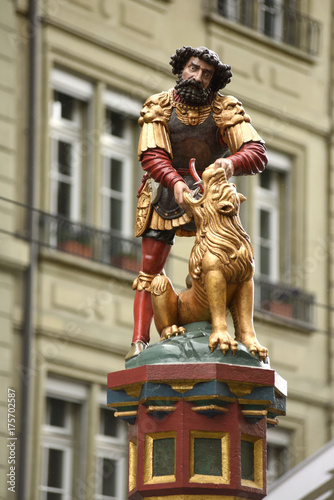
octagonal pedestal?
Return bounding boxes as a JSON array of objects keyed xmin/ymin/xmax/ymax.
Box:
[{"xmin": 107, "ymin": 324, "xmax": 287, "ymax": 500}]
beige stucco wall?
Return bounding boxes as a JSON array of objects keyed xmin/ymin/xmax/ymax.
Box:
[{"xmin": 0, "ymin": 0, "xmax": 333, "ymax": 498}]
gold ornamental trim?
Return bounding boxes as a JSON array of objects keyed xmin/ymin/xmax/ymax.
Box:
[
  {"xmin": 108, "ymin": 401, "xmax": 138, "ymax": 408},
  {"xmin": 189, "ymin": 430, "xmax": 230, "ymax": 485},
  {"xmin": 128, "ymin": 437, "xmax": 137, "ymax": 493},
  {"xmin": 135, "ymin": 179, "xmax": 153, "ymax": 237},
  {"xmin": 267, "ymin": 417, "xmax": 279, "ymax": 426},
  {"xmin": 175, "ymin": 102, "xmax": 211, "ymax": 127},
  {"xmin": 192, "ymin": 405, "xmax": 229, "ymax": 413},
  {"xmin": 144, "ymin": 431, "xmax": 177, "ymax": 485},
  {"xmin": 149, "ymin": 208, "xmax": 193, "ymax": 231},
  {"xmin": 114, "ymin": 410, "xmax": 137, "ymax": 418},
  {"xmin": 241, "ymin": 410, "xmax": 268, "ymax": 417},
  {"xmin": 226, "ymin": 381, "xmax": 255, "ymax": 397},
  {"xmin": 132, "ymin": 271, "xmax": 157, "ymax": 293},
  {"xmin": 112, "ymin": 381, "xmax": 144, "ymax": 399},
  {"xmin": 212, "ymin": 94, "xmax": 264, "ymax": 154},
  {"xmin": 145, "ymin": 406, "xmax": 176, "ymax": 414},
  {"xmin": 137, "ymin": 90, "xmax": 173, "ymax": 158},
  {"xmin": 240, "ymin": 434, "xmax": 264, "ymax": 490},
  {"xmin": 152, "ymin": 379, "xmax": 210, "ymax": 393}
]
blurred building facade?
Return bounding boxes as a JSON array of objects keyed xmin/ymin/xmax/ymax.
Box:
[{"xmin": 0, "ymin": 0, "xmax": 333, "ymax": 499}]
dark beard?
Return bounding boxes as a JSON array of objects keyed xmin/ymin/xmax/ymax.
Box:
[{"xmin": 174, "ymin": 77, "xmax": 211, "ymax": 105}]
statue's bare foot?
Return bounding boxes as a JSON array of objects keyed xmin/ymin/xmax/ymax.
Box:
[
  {"xmin": 238, "ymin": 335, "xmax": 268, "ymax": 361},
  {"xmin": 208, "ymin": 330, "xmax": 238, "ymax": 355},
  {"xmin": 160, "ymin": 325, "xmax": 186, "ymax": 340}
]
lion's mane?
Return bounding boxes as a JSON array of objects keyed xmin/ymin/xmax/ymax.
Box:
[{"xmin": 187, "ymin": 174, "xmax": 254, "ymax": 284}]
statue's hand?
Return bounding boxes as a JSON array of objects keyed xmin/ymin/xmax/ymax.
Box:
[
  {"xmin": 213, "ymin": 158, "xmax": 234, "ymax": 180},
  {"xmin": 174, "ymin": 181, "xmax": 192, "ymax": 210}
]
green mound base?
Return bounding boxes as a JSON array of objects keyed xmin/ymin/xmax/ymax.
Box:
[{"xmin": 126, "ymin": 321, "xmax": 269, "ymax": 369}]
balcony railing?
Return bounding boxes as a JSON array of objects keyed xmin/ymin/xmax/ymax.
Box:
[
  {"xmin": 254, "ymin": 277, "xmax": 314, "ymax": 329},
  {"xmin": 0, "ymin": 196, "xmax": 314, "ymax": 328},
  {"xmin": 38, "ymin": 212, "xmax": 142, "ymax": 273},
  {"xmin": 207, "ymin": 0, "xmax": 321, "ymax": 56}
]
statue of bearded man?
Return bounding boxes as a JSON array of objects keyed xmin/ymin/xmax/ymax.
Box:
[{"xmin": 126, "ymin": 45, "xmax": 267, "ymax": 361}]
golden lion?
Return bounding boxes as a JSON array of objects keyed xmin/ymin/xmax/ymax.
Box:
[{"xmin": 150, "ymin": 163, "xmax": 268, "ymax": 361}]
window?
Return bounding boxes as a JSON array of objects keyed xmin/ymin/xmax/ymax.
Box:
[
  {"xmin": 215, "ymin": 0, "xmax": 321, "ymax": 56},
  {"xmin": 254, "ymin": 150, "xmax": 291, "ymax": 283},
  {"xmin": 217, "ymin": 0, "xmax": 254, "ymax": 27},
  {"xmin": 259, "ymin": 0, "xmax": 284, "ymax": 40},
  {"xmin": 40, "ymin": 381, "xmax": 128, "ymax": 500},
  {"xmin": 101, "ymin": 90, "xmax": 142, "ymax": 238},
  {"xmin": 47, "ymin": 70, "xmax": 143, "ymax": 263},
  {"xmin": 95, "ymin": 392, "xmax": 128, "ymax": 499},
  {"xmin": 40, "ymin": 379, "xmax": 88, "ymax": 500},
  {"xmin": 50, "ymin": 70, "xmax": 93, "ymax": 223},
  {"xmin": 267, "ymin": 428, "xmax": 291, "ymax": 485}
]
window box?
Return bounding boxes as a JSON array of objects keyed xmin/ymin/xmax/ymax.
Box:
[
  {"xmin": 261, "ymin": 300, "xmax": 293, "ymax": 318},
  {"xmin": 57, "ymin": 227, "xmax": 93, "ymax": 258},
  {"xmin": 58, "ymin": 240, "xmax": 93, "ymax": 258},
  {"xmin": 110, "ymin": 255, "xmax": 141, "ymax": 273}
]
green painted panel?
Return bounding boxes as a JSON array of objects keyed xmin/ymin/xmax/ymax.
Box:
[
  {"xmin": 194, "ymin": 438, "xmax": 222, "ymax": 476},
  {"xmin": 241, "ymin": 440, "xmax": 254, "ymax": 481},
  {"xmin": 153, "ymin": 438, "xmax": 175, "ymax": 477}
]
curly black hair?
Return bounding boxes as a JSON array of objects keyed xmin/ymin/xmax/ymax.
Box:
[{"xmin": 170, "ymin": 46, "xmax": 232, "ymax": 92}]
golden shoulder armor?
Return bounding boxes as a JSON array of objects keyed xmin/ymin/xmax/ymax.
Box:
[
  {"xmin": 212, "ymin": 94, "xmax": 251, "ymax": 129},
  {"xmin": 138, "ymin": 90, "xmax": 173, "ymax": 128},
  {"xmin": 212, "ymin": 94, "xmax": 264, "ymax": 154},
  {"xmin": 137, "ymin": 90, "xmax": 173, "ymax": 158}
]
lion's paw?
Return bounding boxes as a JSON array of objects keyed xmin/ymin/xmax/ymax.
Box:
[
  {"xmin": 208, "ymin": 331, "xmax": 238, "ymax": 355},
  {"xmin": 160, "ymin": 325, "xmax": 187, "ymax": 340},
  {"xmin": 241, "ymin": 338, "xmax": 268, "ymax": 362}
]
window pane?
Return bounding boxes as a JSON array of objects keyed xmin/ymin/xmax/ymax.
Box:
[
  {"xmin": 241, "ymin": 440, "xmax": 254, "ymax": 481},
  {"xmin": 259, "ymin": 168, "xmax": 272, "ymax": 190},
  {"xmin": 194, "ymin": 438, "xmax": 222, "ymax": 476},
  {"xmin": 217, "ymin": 0, "xmax": 229, "ymax": 18},
  {"xmin": 101, "ymin": 408, "xmax": 118, "ymax": 437},
  {"xmin": 47, "ymin": 398, "xmax": 67, "ymax": 428},
  {"xmin": 47, "ymin": 449, "xmax": 63, "ymax": 488},
  {"xmin": 105, "ymin": 109, "xmax": 125, "ymax": 138},
  {"xmin": 263, "ymin": 0, "xmax": 278, "ymax": 37},
  {"xmin": 240, "ymin": 0, "xmax": 253, "ymax": 27},
  {"xmin": 260, "ymin": 209, "xmax": 270, "ymax": 239},
  {"xmin": 57, "ymin": 182, "xmax": 71, "ymax": 218},
  {"xmin": 46, "ymin": 493, "xmax": 62, "ymax": 500},
  {"xmin": 54, "ymin": 91, "xmax": 74, "ymax": 121},
  {"xmin": 267, "ymin": 443, "xmax": 289, "ymax": 483},
  {"xmin": 58, "ymin": 141, "xmax": 72, "ymax": 176},
  {"xmin": 110, "ymin": 159, "xmax": 123, "ymax": 192},
  {"xmin": 102, "ymin": 458, "xmax": 116, "ymax": 496},
  {"xmin": 260, "ymin": 245, "xmax": 271, "ymax": 276},
  {"xmin": 110, "ymin": 198, "xmax": 122, "ymax": 231}
]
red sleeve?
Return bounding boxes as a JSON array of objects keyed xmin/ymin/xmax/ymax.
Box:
[
  {"xmin": 141, "ymin": 148, "xmax": 184, "ymax": 190},
  {"xmin": 229, "ymin": 142, "xmax": 268, "ymax": 176}
]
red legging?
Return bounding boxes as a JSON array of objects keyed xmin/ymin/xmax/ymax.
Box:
[{"xmin": 132, "ymin": 237, "xmax": 171, "ymax": 344}]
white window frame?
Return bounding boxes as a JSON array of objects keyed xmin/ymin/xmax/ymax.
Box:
[
  {"xmin": 254, "ymin": 150, "xmax": 291, "ymax": 282},
  {"xmin": 258, "ymin": 0, "xmax": 283, "ymax": 40},
  {"xmin": 50, "ymin": 69, "xmax": 93, "ymax": 222},
  {"xmin": 40, "ymin": 378, "xmax": 88, "ymax": 500},
  {"xmin": 95, "ymin": 390, "xmax": 128, "ymax": 500},
  {"xmin": 267, "ymin": 427, "xmax": 291, "ymax": 485},
  {"xmin": 50, "ymin": 131, "xmax": 81, "ymax": 221},
  {"xmin": 100, "ymin": 90, "xmax": 142, "ymax": 238},
  {"xmin": 40, "ymin": 438, "xmax": 73, "ymax": 500}
]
